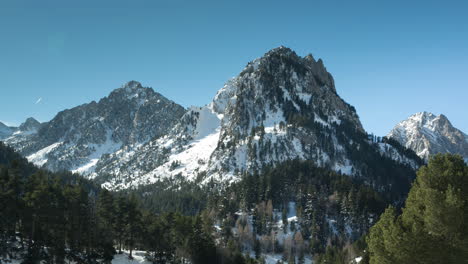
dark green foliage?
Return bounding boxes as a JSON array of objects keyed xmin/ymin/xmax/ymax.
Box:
[
  {"xmin": 207, "ymin": 160, "xmax": 389, "ymax": 258},
  {"xmin": 131, "ymin": 177, "xmax": 209, "ymax": 215},
  {"xmin": 335, "ymin": 120, "xmax": 418, "ymax": 203},
  {"xmin": 367, "ymin": 154, "xmax": 468, "ymax": 264},
  {"xmin": 0, "ymin": 142, "xmax": 263, "ymax": 264},
  {"xmin": 382, "ymin": 136, "xmax": 424, "ymax": 166}
]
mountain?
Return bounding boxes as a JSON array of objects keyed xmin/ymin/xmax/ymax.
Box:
[
  {"xmin": 18, "ymin": 117, "xmax": 41, "ymax": 132},
  {"xmin": 0, "ymin": 117, "xmax": 41, "ymax": 140},
  {"xmin": 388, "ymin": 112, "xmax": 468, "ymax": 161},
  {"xmin": 5, "ymin": 81, "xmax": 186, "ymax": 174},
  {"xmin": 0, "ymin": 122, "xmax": 15, "ymax": 139},
  {"xmin": 92, "ymin": 47, "xmax": 420, "ymax": 190}
]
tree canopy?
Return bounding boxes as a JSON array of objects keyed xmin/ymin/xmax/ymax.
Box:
[{"xmin": 367, "ymin": 154, "xmax": 468, "ymax": 264}]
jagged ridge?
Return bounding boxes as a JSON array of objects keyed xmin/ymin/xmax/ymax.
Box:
[
  {"xmin": 388, "ymin": 111, "xmax": 468, "ymax": 161},
  {"xmin": 92, "ymin": 47, "xmax": 420, "ymax": 190},
  {"xmin": 5, "ymin": 81, "xmax": 186, "ymax": 174}
]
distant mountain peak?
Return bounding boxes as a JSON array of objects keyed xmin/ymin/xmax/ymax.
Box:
[
  {"xmin": 19, "ymin": 117, "xmax": 41, "ymax": 131},
  {"xmin": 107, "ymin": 81, "xmax": 158, "ymax": 102},
  {"xmin": 388, "ymin": 112, "xmax": 468, "ymax": 160},
  {"xmin": 411, "ymin": 111, "xmax": 435, "ymax": 119},
  {"xmin": 5, "ymin": 81, "xmax": 186, "ymax": 174},
  {"xmin": 0, "ymin": 117, "xmax": 41, "ymax": 140},
  {"xmin": 265, "ymin": 45, "xmax": 296, "ymax": 57},
  {"xmin": 122, "ymin": 80, "xmax": 143, "ymax": 90}
]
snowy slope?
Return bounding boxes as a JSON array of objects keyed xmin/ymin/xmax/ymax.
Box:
[{"xmin": 388, "ymin": 112, "xmax": 468, "ymax": 161}]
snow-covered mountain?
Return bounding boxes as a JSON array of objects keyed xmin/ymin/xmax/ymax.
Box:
[
  {"xmin": 4, "ymin": 47, "xmax": 422, "ymax": 190},
  {"xmin": 388, "ymin": 112, "xmax": 468, "ymax": 161},
  {"xmin": 0, "ymin": 118, "xmax": 41, "ymax": 140},
  {"xmin": 91, "ymin": 47, "xmax": 420, "ymax": 189},
  {"xmin": 5, "ymin": 81, "xmax": 186, "ymax": 174}
]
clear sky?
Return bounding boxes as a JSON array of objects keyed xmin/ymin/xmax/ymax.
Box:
[{"xmin": 0, "ymin": 0, "xmax": 467, "ymax": 136}]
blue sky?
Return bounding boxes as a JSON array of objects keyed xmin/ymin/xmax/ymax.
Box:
[{"xmin": 0, "ymin": 0, "xmax": 467, "ymax": 135}]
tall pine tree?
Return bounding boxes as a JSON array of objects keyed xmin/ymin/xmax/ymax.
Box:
[{"xmin": 367, "ymin": 154, "xmax": 468, "ymax": 264}]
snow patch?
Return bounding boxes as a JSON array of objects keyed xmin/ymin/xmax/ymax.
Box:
[
  {"xmin": 72, "ymin": 130, "xmax": 123, "ymax": 176},
  {"xmin": 112, "ymin": 251, "xmax": 151, "ymax": 264},
  {"xmin": 27, "ymin": 142, "xmax": 63, "ymax": 167}
]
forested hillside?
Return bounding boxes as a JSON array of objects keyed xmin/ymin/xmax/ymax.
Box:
[
  {"xmin": 0, "ymin": 142, "xmax": 256, "ymax": 264},
  {"xmin": 1, "ymin": 147, "xmax": 465, "ymax": 264}
]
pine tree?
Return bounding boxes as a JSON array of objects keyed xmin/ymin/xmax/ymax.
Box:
[
  {"xmin": 125, "ymin": 194, "xmax": 143, "ymax": 259},
  {"xmin": 96, "ymin": 189, "xmax": 116, "ymax": 263},
  {"xmin": 367, "ymin": 154, "xmax": 468, "ymax": 264},
  {"xmin": 114, "ymin": 195, "xmax": 128, "ymax": 254},
  {"xmin": 186, "ymin": 216, "xmax": 218, "ymax": 264},
  {"xmin": 143, "ymin": 213, "xmax": 176, "ymax": 264}
]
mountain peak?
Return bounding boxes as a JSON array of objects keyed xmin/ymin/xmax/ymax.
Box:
[
  {"xmin": 409, "ymin": 111, "xmax": 436, "ymax": 124},
  {"xmin": 265, "ymin": 46, "xmax": 296, "ymax": 57},
  {"xmin": 437, "ymin": 113, "xmax": 450, "ymax": 123},
  {"xmin": 408, "ymin": 112, "xmax": 453, "ymax": 130},
  {"xmin": 388, "ymin": 112, "xmax": 468, "ymax": 160},
  {"xmin": 122, "ymin": 80, "xmax": 143, "ymax": 90},
  {"xmin": 414, "ymin": 111, "xmax": 435, "ymax": 118},
  {"xmin": 19, "ymin": 117, "xmax": 40, "ymax": 131},
  {"xmin": 108, "ymin": 81, "xmax": 155, "ymax": 100}
]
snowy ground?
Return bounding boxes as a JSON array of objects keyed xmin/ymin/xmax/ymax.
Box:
[
  {"xmin": 3, "ymin": 250, "xmax": 151, "ymax": 264},
  {"xmin": 262, "ymin": 253, "xmax": 313, "ymax": 264},
  {"xmin": 112, "ymin": 251, "xmax": 151, "ymax": 264}
]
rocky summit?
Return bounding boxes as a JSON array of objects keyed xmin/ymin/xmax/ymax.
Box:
[
  {"xmin": 388, "ymin": 112, "xmax": 468, "ymax": 161},
  {"xmin": 5, "ymin": 81, "xmax": 186, "ymax": 174}
]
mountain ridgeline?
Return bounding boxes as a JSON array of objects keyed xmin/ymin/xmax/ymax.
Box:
[
  {"xmin": 388, "ymin": 111, "xmax": 468, "ymax": 161},
  {"xmin": 5, "ymin": 81, "xmax": 186, "ymax": 174},
  {"xmin": 0, "ymin": 117, "xmax": 41, "ymax": 140},
  {"xmin": 4, "ymin": 47, "xmax": 423, "ymax": 194}
]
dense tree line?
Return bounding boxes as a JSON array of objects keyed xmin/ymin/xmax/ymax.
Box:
[
  {"xmin": 206, "ymin": 160, "xmax": 390, "ymax": 262},
  {"xmin": 2, "ymin": 142, "xmax": 459, "ymax": 264},
  {"xmin": 0, "ymin": 142, "xmax": 257, "ymax": 264},
  {"xmin": 129, "ymin": 176, "xmax": 210, "ymax": 215},
  {"xmin": 314, "ymin": 154, "xmax": 468, "ymax": 264}
]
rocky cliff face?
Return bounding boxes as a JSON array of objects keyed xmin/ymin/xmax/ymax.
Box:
[
  {"xmin": 5, "ymin": 81, "xmax": 186, "ymax": 174},
  {"xmin": 388, "ymin": 112, "xmax": 468, "ymax": 161},
  {"xmin": 91, "ymin": 47, "xmax": 420, "ymax": 190}
]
